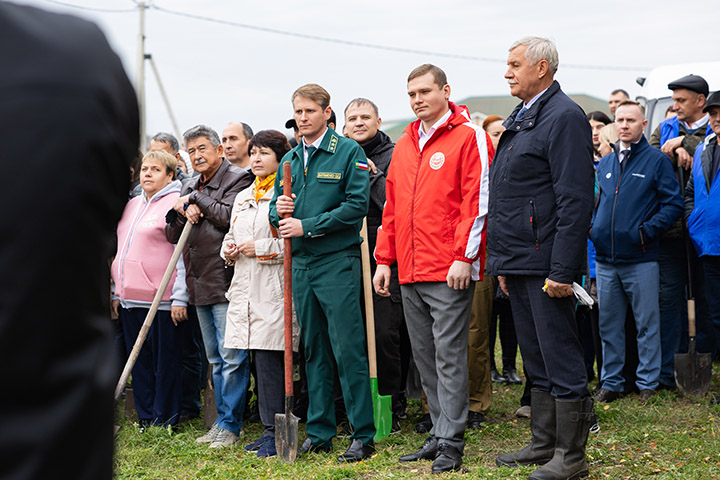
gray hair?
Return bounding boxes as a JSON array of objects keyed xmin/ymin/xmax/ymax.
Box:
[
  {"xmin": 509, "ymin": 36, "xmax": 559, "ymax": 75},
  {"xmin": 183, "ymin": 124, "xmax": 221, "ymax": 148},
  {"xmin": 344, "ymin": 98, "xmax": 380, "ymax": 117},
  {"xmin": 150, "ymin": 132, "xmax": 179, "ymax": 154}
]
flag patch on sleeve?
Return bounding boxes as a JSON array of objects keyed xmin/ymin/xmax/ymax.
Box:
[{"xmin": 355, "ymin": 158, "xmax": 369, "ymax": 170}]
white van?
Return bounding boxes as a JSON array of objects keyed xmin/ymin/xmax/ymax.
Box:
[{"xmin": 635, "ymin": 61, "xmax": 720, "ymax": 137}]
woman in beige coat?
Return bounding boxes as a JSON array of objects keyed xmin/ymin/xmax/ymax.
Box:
[{"xmin": 221, "ymin": 130, "xmax": 298, "ymax": 458}]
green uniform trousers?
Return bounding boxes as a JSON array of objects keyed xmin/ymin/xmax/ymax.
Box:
[{"xmin": 293, "ymin": 254, "xmax": 375, "ymax": 446}]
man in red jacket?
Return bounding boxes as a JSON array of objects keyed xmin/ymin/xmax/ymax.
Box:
[{"xmin": 373, "ymin": 63, "xmax": 492, "ymax": 474}]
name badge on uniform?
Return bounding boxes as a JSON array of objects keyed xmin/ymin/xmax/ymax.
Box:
[{"xmin": 317, "ymin": 171, "xmax": 342, "ymax": 180}]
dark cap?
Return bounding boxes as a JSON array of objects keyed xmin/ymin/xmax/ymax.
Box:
[
  {"xmin": 285, "ymin": 118, "xmax": 297, "ymax": 129},
  {"xmin": 704, "ymin": 91, "xmax": 720, "ymax": 113},
  {"xmin": 668, "ymin": 74, "xmax": 709, "ymax": 97}
]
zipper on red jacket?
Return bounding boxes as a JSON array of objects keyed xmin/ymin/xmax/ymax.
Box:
[{"xmin": 410, "ymin": 150, "xmax": 422, "ymax": 282}]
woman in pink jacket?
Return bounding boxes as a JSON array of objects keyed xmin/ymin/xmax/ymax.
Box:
[{"xmin": 112, "ymin": 150, "xmax": 188, "ymax": 427}]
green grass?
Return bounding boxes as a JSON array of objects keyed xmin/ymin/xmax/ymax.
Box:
[{"xmin": 115, "ymin": 361, "xmax": 720, "ymax": 479}]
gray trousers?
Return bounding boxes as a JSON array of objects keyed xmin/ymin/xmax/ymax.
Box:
[{"xmin": 401, "ymin": 281, "xmax": 474, "ymax": 452}]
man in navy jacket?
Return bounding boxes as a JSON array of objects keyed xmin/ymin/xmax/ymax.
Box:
[
  {"xmin": 590, "ymin": 100, "xmax": 683, "ymax": 404},
  {"xmin": 487, "ymin": 36, "xmax": 595, "ymax": 480}
]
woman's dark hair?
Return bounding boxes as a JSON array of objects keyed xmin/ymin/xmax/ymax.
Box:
[
  {"xmin": 247, "ymin": 129, "xmax": 292, "ymax": 162},
  {"xmin": 586, "ymin": 111, "xmax": 612, "ymax": 125}
]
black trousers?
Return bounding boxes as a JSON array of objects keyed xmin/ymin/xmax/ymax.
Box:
[
  {"xmin": 506, "ymin": 275, "xmax": 589, "ymax": 399},
  {"xmin": 254, "ymin": 350, "xmax": 284, "ymax": 437}
]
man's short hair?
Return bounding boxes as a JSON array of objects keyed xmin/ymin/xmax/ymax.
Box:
[
  {"xmin": 142, "ymin": 149, "xmax": 177, "ymax": 179},
  {"xmin": 151, "ymin": 132, "xmax": 179, "ymax": 154},
  {"xmin": 407, "ymin": 64, "xmax": 447, "ymax": 88},
  {"xmin": 292, "ymin": 84, "xmax": 331, "ymax": 110},
  {"xmin": 611, "ymin": 89, "xmax": 629, "ymax": 98},
  {"xmin": 509, "ymin": 36, "xmax": 559, "ymax": 75},
  {"xmin": 239, "ymin": 122, "xmax": 254, "ymax": 141},
  {"xmin": 344, "ymin": 98, "xmax": 379, "ymax": 117},
  {"xmin": 183, "ymin": 125, "xmax": 221, "ymax": 148},
  {"xmin": 616, "ymin": 99, "xmax": 645, "ymax": 116}
]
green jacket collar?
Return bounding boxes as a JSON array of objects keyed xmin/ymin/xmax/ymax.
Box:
[{"xmin": 292, "ymin": 127, "xmax": 341, "ymax": 162}]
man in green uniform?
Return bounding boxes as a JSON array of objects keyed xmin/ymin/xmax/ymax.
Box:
[{"xmin": 269, "ymin": 83, "xmax": 375, "ymax": 462}]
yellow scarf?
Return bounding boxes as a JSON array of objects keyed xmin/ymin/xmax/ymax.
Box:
[{"xmin": 253, "ymin": 173, "xmax": 276, "ymax": 202}]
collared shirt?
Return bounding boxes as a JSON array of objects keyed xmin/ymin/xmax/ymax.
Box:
[
  {"xmin": 303, "ymin": 127, "xmax": 328, "ymax": 167},
  {"xmin": 680, "ymin": 113, "xmax": 709, "ymax": 131},
  {"xmin": 618, "ymin": 139, "xmax": 641, "ymax": 163},
  {"xmin": 418, "ymin": 108, "xmax": 452, "ymax": 151},
  {"xmin": 523, "ymin": 85, "xmax": 551, "ymax": 110}
]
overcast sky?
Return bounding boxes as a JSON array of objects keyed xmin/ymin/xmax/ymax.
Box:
[{"xmin": 13, "ymin": 0, "xmax": 720, "ymax": 140}]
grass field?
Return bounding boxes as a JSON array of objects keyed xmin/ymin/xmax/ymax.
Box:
[{"xmin": 114, "ymin": 363, "xmax": 720, "ymax": 480}]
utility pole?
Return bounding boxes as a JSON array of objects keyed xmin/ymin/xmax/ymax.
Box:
[
  {"xmin": 136, "ymin": 1, "xmax": 147, "ymax": 152},
  {"xmin": 147, "ymin": 55, "xmax": 182, "ymax": 143},
  {"xmin": 136, "ymin": 2, "xmax": 182, "ymax": 151}
]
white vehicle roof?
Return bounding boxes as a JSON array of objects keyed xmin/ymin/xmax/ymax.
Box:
[{"xmin": 637, "ymin": 62, "xmax": 720, "ymax": 100}]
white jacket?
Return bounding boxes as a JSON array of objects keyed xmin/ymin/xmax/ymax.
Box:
[{"xmin": 222, "ymin": 184, "xmax": 298, "ymax": 351}]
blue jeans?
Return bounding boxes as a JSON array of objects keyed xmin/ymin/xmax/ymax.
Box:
[
  {"xmin": 195, "ymin": 302, "xmax": 249, "ymax": 435},
  {"xmin": 596, "ymin": 261, "xmax": 661, "ymax": 392}
]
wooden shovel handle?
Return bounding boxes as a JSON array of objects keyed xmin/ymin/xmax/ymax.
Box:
[
  {"xmin": 359, "ymin": 217, "xmax": 378, "ymax": 379},
  {"xmin": 688, "ymin": 299, "xmax": 696, "ymax": 338},
  {"xmin": 282, "ymin": 161, "xmax": 294, "ymax": 397},
  {"xmin": 114, "ymin": 220, "xmax": 193, "ymax": 403}
]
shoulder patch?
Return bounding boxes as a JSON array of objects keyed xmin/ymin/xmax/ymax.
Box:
[
  {"xmin": 328, "ymin": 134, "xmax": 339, "ymax": 153},
  {"xmin": 354, "ymin": 158, "xmax": 369, "ymax": 170}
]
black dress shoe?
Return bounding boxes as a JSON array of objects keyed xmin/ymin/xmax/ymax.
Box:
[
  {"xmin": 594, "ymin": 388, "xmax": 621, "ymax": 403},
  {"xmin": 299, "ymin": 438, "xmax": 332, "ymax": 456},
  {"xmin": 503, "ymin": 368, "xmax": 522, "ymax": 385},
  {"xmin": 414, "ymin": 413, "xmax": 433, "ymax": 433},
  {"xmin": 466, "ymin": 411, "xmax": 486, "ymax": 430},
  {"xmin": 432, "ymin": 442, "xmax": 462, "ymax": 474},
  {"xmin": 399, "ymin": 436, "xmax": 438, "ymax": 462},
  {"xmin": 491, "ymin": 367, "xmax": 507, "ymax": 383},
  {"xmin": 337, "ymin": 439, "xmax": 374, "ymax": 463}
]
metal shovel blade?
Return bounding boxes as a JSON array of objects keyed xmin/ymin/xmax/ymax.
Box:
[
  {"xmin": 675, "ymin": 340, "xmax": 712, "ymax": 398},
  {"xmin": 275, "ymin": 401, "xmax": 299, "ymax": 462}
]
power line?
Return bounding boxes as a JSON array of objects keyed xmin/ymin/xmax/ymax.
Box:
[
  {"xmin": 150, "ymin": 5, "xmax": 649, "ymax": 72},
  {"xmin": 42, "ymin": 0, "xmax": 136, "ymax": 13},
  {"xmin": 39, "ymin": 1, "xmax": 649, "ymax": 72}
]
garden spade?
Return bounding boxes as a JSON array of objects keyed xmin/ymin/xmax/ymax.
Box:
[
  {"xmin": 360, "ymin": 218, "xmax": 393, "ymax": 442},
  {"xmin": 674, "ymin": 166, "xmax": 711, "ymax": 397},
  {"xmin": 275, "ymin": 161, "xmax": 299, "ymax": 462}
]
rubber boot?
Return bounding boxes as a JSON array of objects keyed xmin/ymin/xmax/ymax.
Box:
[
  {"xmin": 496, "ymin": 390, "xmax": 556, "ymax": 467},
  {"xmin": 528, "ymin": 396, "xmax": 594, "ymax": 480}
]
